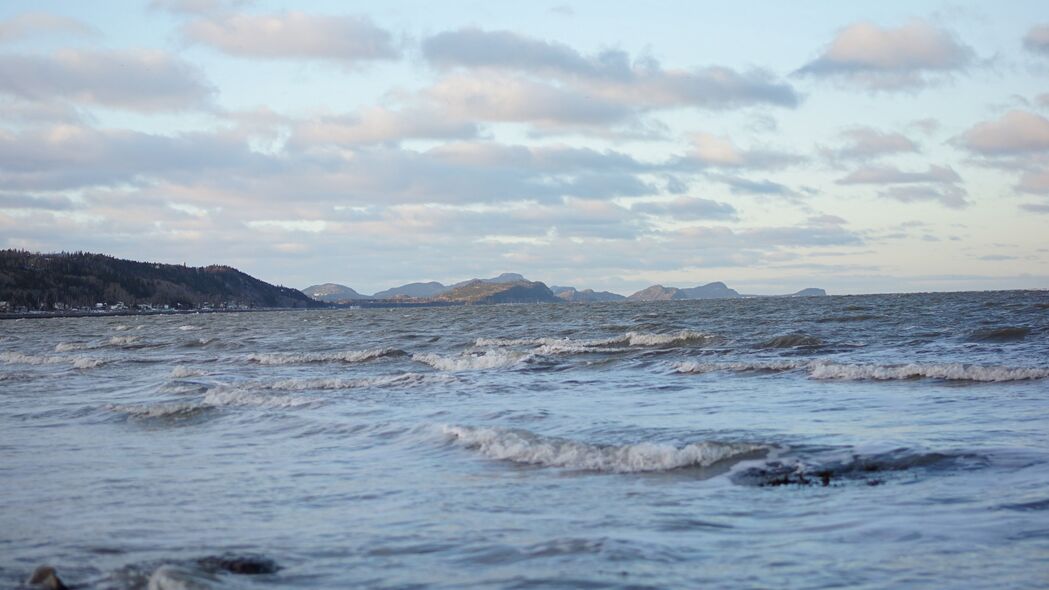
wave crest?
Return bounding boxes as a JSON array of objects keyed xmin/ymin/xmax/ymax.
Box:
[
  {"xmin": 672, "ymin": 359, "xmax": 1049, "ymax": 382},
  {"xmin": 413, "ymin": 351, "xmax": 531, "ymax": 371},
  {"xmin": 442, "ymin": 425, "xmax": 765, "ymax": 472},
  {"xmin": 246, "ymin": 348, "xmax": 405, "ymax": 365}
]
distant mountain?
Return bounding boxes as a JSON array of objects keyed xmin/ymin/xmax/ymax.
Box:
[
  {"xmin": 372, "ymin": 281, "xmax": 449, "ymax": 299},
  {"xmin": 0, "ymin": 250, "xmax": 317, "ymax": 310},
  {"xmin": 450, "ymin": 272, "xmax": 527, "ymax": 289},
  {"xmin": 301, "ymin": 283, "xmax": 372, "ymax": 302},
  {"xmin": 551, "ymin": 286, "xmax": 626, "ymax": 302},
  {"xmin": 628, "ymin": 282, "xmax": 742, "ymax": 301},
  {"xmin": 785, "ymin": 288, "xmax": 827, "ymax": 297},
  {"xmin": 436, "ymin": 279, "xmax": 561, "ymax": 304}
]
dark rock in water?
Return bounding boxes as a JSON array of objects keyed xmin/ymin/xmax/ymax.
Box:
[
  {"xmin": 758, "ymin": 333, "xmax": 823, "ymax": 348},
  {"xmin": 27, "ymin": 566, "xmax": 68, "ymax": 590},
  {"xmin": 967, "ymin": 326, "xmax": 1030, "ymax": 342},
  {"xmin": 197, "ymin": 554, "xmax": 280, "ymax": 575}
]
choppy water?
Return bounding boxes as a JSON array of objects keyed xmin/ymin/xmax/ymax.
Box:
[{"xmin": 2, "ymin": 291, "xmax": 1049, "ymax": 589}]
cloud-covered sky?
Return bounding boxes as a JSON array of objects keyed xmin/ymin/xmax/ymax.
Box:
[{"xmin": 1, "ymin": 0, "xmax": 1047, "ymax": 294}]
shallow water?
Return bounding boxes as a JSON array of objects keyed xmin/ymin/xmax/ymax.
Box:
[{"xmin": 2, "ymin": 291, "xmax": 1049, "ymax": 589}]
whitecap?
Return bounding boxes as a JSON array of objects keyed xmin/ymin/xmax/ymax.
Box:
[
  {"xmin": 441, "ymin": 425, "xmax": 765, "ymax": 473},
  {"xmin": 202, "ymin": 388, "xmax": 318, "ymax": 409},
  {"xmin": 808, "ymin": 362, "xmax": 1049, "ymax": 382},
  {"xmin": 672, "ymin": 360, "xmax": 806, "ymax": 374},
  {"xmin": 170, "ymin": 366, "xmax": 208, "ymax": 378},
  {"xmin": 246, "ymin": 348, "xmax": 404, "ymax": 365},
  {"xmin": 413, "ymin": 350, "xmax": 531, "ymax": 371}
]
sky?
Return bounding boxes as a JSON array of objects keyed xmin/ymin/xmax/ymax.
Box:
[{"xmin": 1, "ymin": 1, "xmax": 1048, "ymax": 295}]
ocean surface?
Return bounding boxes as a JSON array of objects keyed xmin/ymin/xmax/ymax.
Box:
[{"xmin": 2, "ymin": 291, "xmax": 1049, "ymax": 589}]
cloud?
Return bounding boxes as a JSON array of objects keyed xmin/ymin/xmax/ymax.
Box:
[
  {"xmin": 957, "ymin": 110, "xmax": 1049, "ymax": 155},
  {"xmin": 837, "ymin": 164, "xmax": 961, "ymax": 184},
  {"xmin": 289, "ymin": 107, "xmax": 479, "ymax": 147},
  {"xmin": 1024, "ymin": 24, "xmax": 1049, "ymax": 56},
  {"xmin": 797, "ymin": 20, "xmax": 975, "ymax": 90},
  {"xmin": 0, "ymin": 49, "xmax": 213, "ymax": 112},
  {"xmin": 631, "ymin": 197, "xmax": 738, "ymax": 220},
  {"xmin": 0, "ymin": 12, "xmax": 98, "ymax": 42},
  {"xmin": 422, "ymin": 28, "xmax": 799, "ymax": 110},
  {"xmin": 686, "ymin": 132, "xmax": 802, "ymax": 170},
  {"xmin": 823, "ymin": 126, "xmax": 919, "ymax": 160},
  {"xmin": 180, "ymin": 11, "xmax": 400, "ymax": 62},
  {"xmin": 879, "ymin": 185, "xmax": 968, "ymax": 208},
  {"xmin": 0, "ymin": 193, "xmax": 76, "ymax": 210},
  {"xmin": 710, "ymin": 174, "xmax": 797, "ymax": 197},
  {"xmin": 837, "ymin": 164, "xmax": 967, "ymax": 207}
]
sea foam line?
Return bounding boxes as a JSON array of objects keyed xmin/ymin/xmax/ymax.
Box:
[
  {"xmin": 441, "ymin": 425, "xmax": 765, "ymax": 472},
  {"xmin": 671, "ymin": 360, "xmax": 1049, "ymax": 382}
]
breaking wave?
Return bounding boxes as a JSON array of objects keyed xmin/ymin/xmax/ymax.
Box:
[
  {"xmin": 202, "ymin": 388, "xmax": 318, "ymax": 409},
  {"xmin": 413, "ymin": 350, "xmax": 532, "ymax": 371},
  {"xmin": 246, "ymin": 348, "xmax": 406, "ymax": 365},
  {"xmin": 808, "ymin": 362, "xmax": 1049, "ymax": 382},
  {"xmin": 0, "ymin": 351, "xmax": 106, "ymax": 369},
  {"xmin": 259, "ymin": 372, "xmax": 449, "ymax": 391},
  {"xmin": 170, "ymin": 366, "xmax": 209, "ymax": 378},
  {"xmin": 476, "ymin": 330, "xmax": 716, "ymax": 354},
  {"xmin": 672, "ymin": 360, "xmax": 806, "ymax": 374},
  {"xmin": 672, "ymin": 360, "xmax": 1049, "ymax": 382},
  {"xmin": 441, "ymin": 425, "xmax": 765, "ymax": 473}
]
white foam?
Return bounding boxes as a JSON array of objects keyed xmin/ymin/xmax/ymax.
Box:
[
  {"xmin": 170, "ymin": 366, "xmax": 208, "ymax": 378},
  {"xmin": 672, "ymin": 360, "xmax": 806, "ymax": 374},
  {"xmin": 147, "ymin": 564, "xmax": 217, "ymax": 590},
  {"xmin": 0, "ymin": 351, "xmax": 105, "ymax": 369},
  {"xmin": 808, "ymin": 362, "xmax": 1049, "ymax": 382},
  {"xmin": 671, "ymin": 359, "xmax": 1049, "ymax": 382},
  {"xmin": 442, "ymin": 425, "xmax": 765, "ymax": 473},
  {"xmin": 110, "ymin": 401, "xmax": 207, "ymax": 419},
  {"xmin": 202, "ymin": 388, "xmax": 318, "ymax": 409},
  {"xmin": 413, "ymin": 350, "xmax": 531, "ymax": 371},
  {"xmin": 261, "ymin": 372, "xmax": 447, "ymax": 390},
  {"xmin": 177, "ymin": 325, "xmax": 201, "ymax": 331},
  {"xmin": 108, "ymin": 335, "xmax": 140, "ymax": 347},
  {"xmin": 477, "ymin": 330, "xmax": 714, "ymax": 355},
  {"xmin": 246, "ymin": 348, "xmax": 401, "ymax": 365},
  {"xmin": 54, "ymin": 341, "xmax": 91, "ymax": 352}
]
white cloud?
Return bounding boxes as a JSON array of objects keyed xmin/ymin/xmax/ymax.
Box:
[
  {"xmin": 0, "ymin": 12, "xmax": 98, "ymax": 43},
  {"xmin": 0, "ymin": 49, "xmax": 212, "ymax": 112},
  {"xmin": 181, "ymin": 11, "xmax": 399, "ymax": 62},
  {"xmin": 797, "ymin": 20, "xmax": 975, "ymax": 90},
  {"xmin": 957, "ymin": 110, "xmax": 1049, "ymax": 155}
]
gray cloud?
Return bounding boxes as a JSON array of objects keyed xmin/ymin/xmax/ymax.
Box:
[
  {"xmin": 823, "ymin": 126, "xmax": 919, "ymax": 160},
  {"xmin": 1024, "ymin": 24, "xmax": 1049, "ymax": 55},
  {"xmin": 422, "ymin": 28, "xmax": 798, "ymax": 110},
  {"xmin": 797, "ymin": 20, "xmax": 975, "ymax": 90},
  {"xmin": 0, "ymin": 193, "xmax": 76, "ymax": 210},
  {"xmin": 181, "ymin": 11, "xmax": 400, "ymax": 62},
  {"xmin": 879, "ymin": 185, "xmax": 968, "ymax": 209},
  {"xmin": 711, "ymin": 174, "xmax": 796, "ymax": 197},
  {"xmin": 0, "ymin": 12, "xmax": 98, "ymax": 42},
  {"xmin": 631, "ymin": 197, "xmax": 738, "ymax": 220},
  {"xmin": 837, "ymin": 164, "xmax": 961, "ymax": 185},
  {"xmin": 837, "ymin": 164, "xmax": 968, "ymax": 207},
  {"xmin": 0, "ymin": 49, "xmax": 213, "ymax": 112}
]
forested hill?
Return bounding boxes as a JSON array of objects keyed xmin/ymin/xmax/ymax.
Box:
[{"xmin": 0, "ymin": 250, "xmax": 317, "ymax": 311}]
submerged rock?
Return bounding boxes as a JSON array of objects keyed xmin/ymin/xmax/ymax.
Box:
[
  {"xmin": 27, "ymin": 566, "xmax": 68, "ymax": 590},
  {"xmin": 197, "ymin": 554, "xmax": 280, "ymax": 575}
]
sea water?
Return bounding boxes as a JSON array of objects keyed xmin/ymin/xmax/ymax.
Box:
[{"xmin": 2, "ymin": 291, "xmax": 1048, "ymax": 588}]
